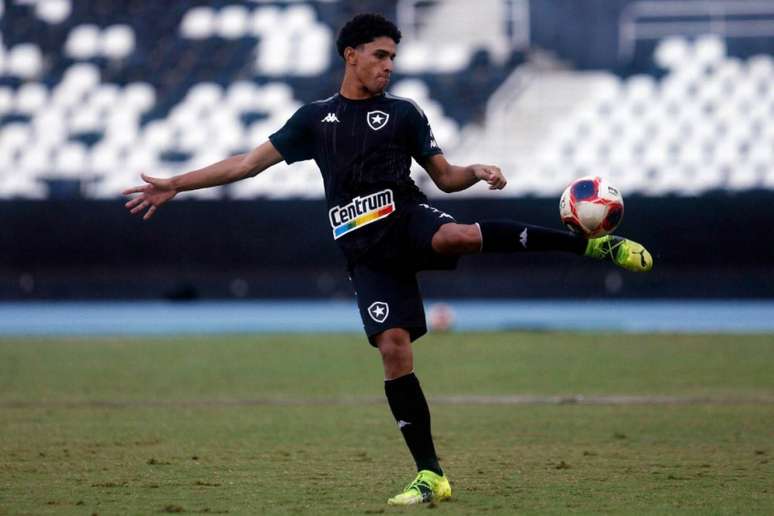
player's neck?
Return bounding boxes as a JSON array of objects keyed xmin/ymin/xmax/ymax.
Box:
[{"xmin": 339, "ymin": 73, "xmax": 383, "ymax": 101}]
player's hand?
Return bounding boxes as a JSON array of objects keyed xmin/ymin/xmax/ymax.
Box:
[
  {"xmin": 472, "ymin": 164, "xmax": 507, "ymax": 190},
  {"xmin": 123, "ymin": 173, "xmax": 177, "ymax": 220}
]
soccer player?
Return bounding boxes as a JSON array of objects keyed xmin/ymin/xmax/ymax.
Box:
[{"xmin": 124, "ymin": 13, "xmax": 653, "ymax": 506}]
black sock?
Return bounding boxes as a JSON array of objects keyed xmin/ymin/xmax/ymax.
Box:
[
  {"xmin": 384, "ymin": 372, "xmax": 443, "ymax": 476},
  {"xmin": 479, "ymin": 220, "xmax": 587, "ymax": 254}
]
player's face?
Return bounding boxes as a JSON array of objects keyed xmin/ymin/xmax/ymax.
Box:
[{"xmin": 352, "ymin": 37, "xmax": 396, "ymax": 94}]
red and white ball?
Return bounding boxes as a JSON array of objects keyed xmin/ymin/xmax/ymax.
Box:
[{"xmin": 559, "ymin": 176, "xmax": 624, "ymax": 238}]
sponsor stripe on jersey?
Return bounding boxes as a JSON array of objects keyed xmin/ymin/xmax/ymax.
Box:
[{"xmin": 333, "ymin": 204, "xmax": 394, "ymax": 239}]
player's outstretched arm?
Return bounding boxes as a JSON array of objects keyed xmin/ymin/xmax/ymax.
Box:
[
  {"xmin": 123, "ymin": 141, "xmax": 283, "ymax": 220},
  {"xmin": 423, "ymin": 154, "xmax": 506, "ymax": 193}
]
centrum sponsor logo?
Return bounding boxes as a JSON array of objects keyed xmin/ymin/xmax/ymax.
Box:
[{"xmin": 329, "ymin": 189, "xmax": 395, "ymax": 239}]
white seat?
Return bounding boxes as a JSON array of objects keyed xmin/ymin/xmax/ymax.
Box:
[
  {"xmin": 209, "ymin": 112, "xmax": 244, "ymax": 151},
  {"xmin": 1, "ymin": 123, "xmax": 32, "ymax": 151},
  {"xmin": 0, "ymin": 174, "xmax": 47, "ymax": 199},
  {"xmin": 122, "ymin": 82, "xmax": 156, "ymax": 113},
  {"xmin": 249, "ymin": 7, "xmax": 281, "ymax": 36},
  {"xmin": 65, "ymin": 24, "xmax": 101, "ymax": 59},
  {"xmin": 62, "ymin": 63, "xmax": 101, "ymax": 92},
  {"xmin": 654, "ymin": 36, "xmax": 690, "ymax": 71},
  {"xmin": 395, "ymin": 42, "xmax": 430, "ymax": 74},
  {"xmin": 180, "ymin": 7, "xmax": 215, "ymax": 39},
  {"xmin": 257, "ymin": 33, "xmax": 291, "ymax": 75},
  {"xmin": 8, "ymin": 44, "xmax": 43, "ymax": 79},
  {"xmin": 390, "ymin": 79, "xmax": 430, "ymax": 101},
  {"xmin": 89, "ymin": 143, "xmax": 123, "ymax": 174},
  {"xmin": 284, "ymin": 5, "xmax": 316, "ymax": 32},
  {"xmin": 14, "ymin": 82, "xmax": 49, "ymax": 114},
  {"xmin": 18, "ymin": 144, "xmax": 53, "ymax": 175},
  {"xmin": 225, "ymin": 81, "xmax": 258, "ymax": 112},
  {"xmin": 185, "ymin": 82, "xmax": 223, "ymax": 110},
  {"xmin": 726, "ymin": 164, "xmax": 760, "ymax": 191},
  {"xmin": 177, "ymin": 124, "xmax": 209, "ymax": 152},
  {"xmin": 295, "ymin": 26, "xmax": 332, "ymax": 76},
  {"xmin": 141, "ymin": 121, "xmax": 174, "ymax": 151},
  {"xmin": 105, "ymin": 110, "xmax": 140, "ymax": 147},
  {"xmin": 35, "ymin": 0, "xmax": 72, "ymax": 24},
  {"xmin": 54, "ymin": 142, "xmax": 88, "ymax": 177},
  {"xmin": 746, "ymin": 54, "xmax": 774, "ymax": 80},
  {"xmin": 693, "ymin": 34, "xmax": 726, "ymax": 66},
  {"xmin": 217, "ymin": 5, "xmax": 249, "ymax": 39},
  {"xmin": 435, "ymin": 44, "xmax": 470, "ymax": 73},
  {"xmin": 255, "ymin": 83, "xmax": 293, "ymax": 112},
  {"xmin": 101, "ymin": 25, "xmax": 136, "ymax": 60},
  {"xmin": 69, "ymin": 106, "xmax": 102, "ymax": 133},
  {"xmin": 0, "ymin": 87, "xmax": 10, "ymax": 115},
  {"xmin": 125, "ymin": 146, "xmax": 159, "ymax": 173},
  {"xmin": 626, "ymin": 75, "xmax": 656, "ymax": 103},
  {"xmin": 31, "ymin": 109, "xmax": 67, "ymax": 146},
  {"xmin": 88, "ymin": 84, "xmax": 121, "ymax": 113},
  {"xmin": 167, "ymin": 104, "xmax": 200, "ymax": 132}
]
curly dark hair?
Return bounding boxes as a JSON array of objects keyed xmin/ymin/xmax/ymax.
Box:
[{"xmin": 336, "ymin": 13, "xmax": 402, "ymax": 58}]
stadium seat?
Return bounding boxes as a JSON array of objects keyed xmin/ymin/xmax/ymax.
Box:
[
  {"xmin": 53, "ymin": 142, "xmax": 88, "ymax": 177},
  {"xmin": 180, "ymin": 7, "xmax": 216, "ymax": 39},
  {"xmin": 101, "ymin": 25, "xmax": 136, "ymax": 60},
  {"xmin": 141, "ymin": 121, "xmax": 174, "ymax": 151},
  {"xmin": 296, "ymin": 26, "xmax": 333, "ymax": 76},
  {"xmin": 7, "ymin": 44, "xmax": 44, "ymax": 79},
  {"xmin": 35, "ymin": 0, "xmax": 72, "ymax": 25},
  {"xmin": 395, "ymin": 42, "xmax": 430, "ymax": 74},
  {"xmin": 69, "ymin": 106, "xmax": 101, "ymax": 134},
  {"xmin": 14, "ymin": 83, "xmax": 48, "ymax": 115},
  {"xmin": 122, "ymin": 83, "xmax": 156, "ymax": 113},
  {"xmin": 217, "ymin": 5, "xmax": 250, "ymax": 39},
  {"xmin": 249, "ymin": 7, "xmax": 281, "ymax": 36},
  {"xmin": 65, "ymin": 25, "xmax": 101, "ymax": 59},
  {"xmin": 225, "ymin": 81, "xmax": 258, "ymax": 112},
  {"xmin": 654, "ymin": 36, "xmax": 690, "ymax": 70}
]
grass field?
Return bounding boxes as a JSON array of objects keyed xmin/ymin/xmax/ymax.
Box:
[{"xmin": 1, "ymin": 332, "xmax": 773, "ymax": 515}]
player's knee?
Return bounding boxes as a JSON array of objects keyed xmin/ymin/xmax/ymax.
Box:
[
  {"xmin": 376, "ymin": 328, "xmax": 412, "ymax": 364},
  {"xmin": 432, "ymin": 223, "xmax": 482, "ymax": 255}
]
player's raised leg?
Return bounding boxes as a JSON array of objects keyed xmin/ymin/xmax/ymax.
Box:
[
  {"xmin": 375, "ymin": 328, "xmax": 452, "ymax": 505},
  {"xmin": 431, "ymin": 222, "xmax": 653, "ymax": 272}
]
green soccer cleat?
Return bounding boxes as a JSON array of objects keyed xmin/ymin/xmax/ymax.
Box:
[
  {"xmin": 585, "ymin": 235, "xmax": 653, "ymax": 272},
  {"xmin": 387, "ymin": 470, "xmax": 452, "ymax": 506}
]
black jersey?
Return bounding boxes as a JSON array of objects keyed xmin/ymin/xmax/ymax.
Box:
[{"xmin": 268, "ymin": 92, "xmax": 443, "ymax": 262}]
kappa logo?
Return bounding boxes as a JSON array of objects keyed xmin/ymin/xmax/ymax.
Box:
[
  {"xmin": 419, "ymin": 203, "xmax": 454, "ymax": 220},
  {"xmin": 367, "ymin": 110, "xmax": 389, "ymax": 131},
  {"xmin": 321, "ymin": 112, "xmax": 340, "ymax": 123},
  {"xmin": 520, "ymin": 227, "xmax": 528, "ymax": 248},
  {"xmin": 368, "ymin": 301, "xmax": 389, "ymax": 323}
]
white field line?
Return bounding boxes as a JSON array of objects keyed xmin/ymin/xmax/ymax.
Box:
[{"xmin": 3, "ymin": 394, "xmax": 774, "ymax": 409}]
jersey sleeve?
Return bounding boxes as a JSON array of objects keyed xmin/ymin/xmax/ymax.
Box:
[
  {"xmin": 268, "ymin": 105, "xmax": 315, "ymax": 164},
  {"xmin": 405, "ymin": 103, "xmax": 443, "ymax": 162}
]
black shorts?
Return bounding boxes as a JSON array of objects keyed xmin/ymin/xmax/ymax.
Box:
[{"xmin": 348, "ymin": 203, "xmax": 460, "ymax": 346}]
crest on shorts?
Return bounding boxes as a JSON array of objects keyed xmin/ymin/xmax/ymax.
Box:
[
  {"xmin": 367, "ymin": 110, "xmax": 389, "ymax": 131},
  {"xmin": 368, "ymin": 301, "xmax": 389, "ymax": 323}
]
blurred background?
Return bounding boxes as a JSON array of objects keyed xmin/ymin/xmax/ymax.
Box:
[{"xmin": 0, "ymin": 0, "xmax": 772, "ymax": 333}]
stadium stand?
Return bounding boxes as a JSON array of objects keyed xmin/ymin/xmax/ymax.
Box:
[
  {"xmin": 0, "ymin": 0, "xmax": 771, "ymax": 199},
  {"xmin": 452, "ymin": 33, "xmax": 774, "ymax": 196}
]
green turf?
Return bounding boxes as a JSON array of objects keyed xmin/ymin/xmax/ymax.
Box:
[{"xmin": 1, "ymin": 332, "xmax": 773, "ymax": 515}]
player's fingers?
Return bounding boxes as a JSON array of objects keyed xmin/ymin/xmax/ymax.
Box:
[
  {"xmin": 130, "ymin": 201, "xmax": 148, "ymax": 215},
  {"xmin": 124, "ymin": 196, "xmax": 144, "ymax": 209},
  {"xmin": 143, "ymin": 205, "xmax": 157, "ymax": 220},
  {"xmin": 122, "ymin": 185, "xmax": 147, "ymax": 195},
  {"xmin": 141, "ymin": 173, "xmax": 165, "ymax": 186}
]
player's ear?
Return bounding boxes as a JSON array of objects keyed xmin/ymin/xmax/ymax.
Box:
[{"xmin": 344, "ymin": 46, "xmax": 357, "ymax": 65}]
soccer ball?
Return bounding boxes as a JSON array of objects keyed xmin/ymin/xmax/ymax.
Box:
[{"xmin": 559, "ymin": 176, "xmax": 624, "ymax": 238}]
